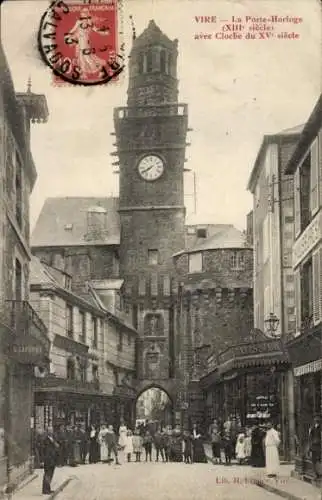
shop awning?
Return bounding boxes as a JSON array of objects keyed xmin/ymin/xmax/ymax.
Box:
[{"xmin": 217, "ymin": 338, "xmax": 289, "ymax": 375}]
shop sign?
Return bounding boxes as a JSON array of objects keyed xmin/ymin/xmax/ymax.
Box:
[
  {"xmin": 9, "ymin": 337, "xmax": 46, "ymax": 364},
  {"xmin": 219, "ymin": 340, "xmax": 282, "ymax": 364}
]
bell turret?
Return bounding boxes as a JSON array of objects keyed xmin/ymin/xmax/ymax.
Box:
[{"xmin": 127, "ymin": 20, "xmax": 179, "ymax": 106}]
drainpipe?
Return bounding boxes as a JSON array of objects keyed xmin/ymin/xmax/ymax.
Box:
[{"xmin": 278, "ymin": 139, "xmax": 295, "ymax": 461}]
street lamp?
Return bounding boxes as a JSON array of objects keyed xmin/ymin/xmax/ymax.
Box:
[{"xmin": 264, "ymin": 313, "xmax": 280, "ymax": 337}]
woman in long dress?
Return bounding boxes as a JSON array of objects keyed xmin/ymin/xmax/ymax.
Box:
[
  {"xmin": 118, "ymin": 420, "xmax": 128, "ymax": 450},
  {"xmin": 265, "ymin": 422, "xmax": 280, "ymax": 477},
  {"xmin": 89, "ymin": 424, "xmax": 100, "ymax": 463},
  {"xmin": 192, "ymin": 424, "xmax": 207, "ymax": 463},
  {"xmin": 98, "ymin": 424, "xmax": 109, "ymax": 462},
  {"xmin": 235, "ymin": 432, "xmax": 246, "ymax": 464},
  {"xmin": 251, "ymin": 424, "xmax": 265, "ymax": 467}
]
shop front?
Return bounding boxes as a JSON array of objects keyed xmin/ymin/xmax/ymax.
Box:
[
  {"xmin": 202, "ymin": 335, "xmax": 289, "ymax": 457},
  {"xmin": 34, "ymin": 376, "xmax": 114, "ymax": 433},
  {"xmin": 4, "ymin": 300, "xmax": 50, "ymax": 489},
  {"xmin": 287, "ymin": 325, "xmax": 322, "ymax": 480}
]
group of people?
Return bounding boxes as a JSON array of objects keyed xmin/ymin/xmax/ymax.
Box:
[
  {"xmin": 37, "ymin": 420, "xmax": 208, "ymax": 494},
  {"xmin": 209, "ymin": 416, "xmax": 281, "ymax": 476}
]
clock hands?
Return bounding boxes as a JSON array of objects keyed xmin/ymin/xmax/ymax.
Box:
[{"xmin": 141, "ymin": 165, "xmax": 155, "ymax": 174}]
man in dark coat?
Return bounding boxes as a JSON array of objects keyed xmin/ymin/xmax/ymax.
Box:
[
  {"xmin": 309, "ymin": 415, "xmax": 321, "ymax": 480},
  {"xmin": 42, "ymin": 426, "xmax": 59, "ymax": 495}
]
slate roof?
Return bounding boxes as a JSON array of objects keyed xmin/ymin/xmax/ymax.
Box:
[
  {"xmin": 132, "ymin": 20, "xmax": 176, "ymax": 50},
  {"xmin": 174, "ymin": 225, "xmax": 247, "ymax": 256},
  {"xmin": 31, "ymin": 197, "xmax": 120, "ymax": 248},
  {"xmin": 191, "ymin": 226, "xmax": 247, "ymax": 252}
]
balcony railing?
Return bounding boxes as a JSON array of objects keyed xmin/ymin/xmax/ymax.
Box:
[
  {"xmin": 114, "ymin": 103, "xmax": 188, "ymax": 120},
  {"xmin": 6, "ymin": 300, "xmax": 49, "ymax": 349},
  {"xmin": 36, "ymin": 374, "xmax": 100, "ymax": 393}
]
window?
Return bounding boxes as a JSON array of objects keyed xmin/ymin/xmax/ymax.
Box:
[
  {"xmin": 196, "ymin": 228, "xmax": 207, "ymax": 238},
  {"xmin": 301, "ymin": 258, "xmax": 313, "ymax": 324},
  {"xmin": 77, "ymin": 358, "xmax": 87, "ymax": 382},
  {"xmin": 118, "ymin": 332, "xmax": 123, "ymax": 351},
  {"xmin": 299, "ymin": 154, "xmax": 311, "ymax": 231},
  {"xmin": 67, "ymin": 358, "xmax": 75, "ymax": 380},
  {"xmin": 92, "ymin": 316, "xmax": 98, "ymax": 348},
  {"xmin": 188, "ymin": 252, "xmax": 202, "ymax": 273},
  {"xmin": 92, "ymin": 364, "xmax": 99, "ymax": 381},
  {"xmin": 15, "ymin": 157, "xmax": 22, "ymax": 229},
  {"xmin": 66, "ymin": 305, "xmax": 73, "ymax": 338},
  {"xmin": 148, "ymin": 249, "xmax": 159, "ymax": 266},
  {"xmin": 64, "ymin": 224, "xmax": 73, "ymax": 231},
  {"xmin": 127, "ymin": 334, "xmax": 131, "ymax": 346},
  {"xmin": 146, "ymin": 50, "xmax": 153, "ymax": 72},
  {"xmin": 79, "ymin": 311, "xmax": 86, "ymax": 343},
  {"xmin": 160, "ymin": 50, "xmax": 166, "ymax": 72},
  {"xmin": 113, "ymin": 368, "xmax": 119, "ymax": 386},
  {"xmin": 15, "ymin": 258, "xmax": 22, "ymax": 301},
  {"xmin": 64, "ymin": 274, "xmax": 72, "ymax": 290},
  {"xmin": 230, "ymin": 251, "xmax": 245, "ymax": 270}
]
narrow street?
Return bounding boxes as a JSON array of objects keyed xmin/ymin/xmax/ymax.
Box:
[{"xmin": 55, "ymin": 461, "xmax": 282, "ymax": 500}]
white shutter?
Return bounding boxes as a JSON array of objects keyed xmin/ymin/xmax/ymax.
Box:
[
  {"xmin": 294, "ymin": 268, "xmax": 301, "ymax": 333},
  {"xmin": 312, "ymin": 249, "xmax": 321, "ymax": 325},
  {"xmin": 294, "ymin": 168, "xmax": 301, "ymax": 237},
  {"xmin": 310, "ymin": 138, "xmax": 319, "ymax": 215}
]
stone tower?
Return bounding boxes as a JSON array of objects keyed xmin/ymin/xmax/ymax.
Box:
[{"xmin": 113, "ymin": 20, "xmax": 188, "ymax": 393}]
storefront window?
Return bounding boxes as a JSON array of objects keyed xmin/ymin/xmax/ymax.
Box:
[
  {"xmin": 246, "ymin": 371, "xmax": 280, "ymax": 425},
  {"xmin": 300, "ymin": 373, "xmax": 321, "ymax": 454}
]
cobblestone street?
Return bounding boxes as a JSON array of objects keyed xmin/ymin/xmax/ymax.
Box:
[{"xmin": 54, "ymin": 461, "xmax": 281, "ymax": 500}]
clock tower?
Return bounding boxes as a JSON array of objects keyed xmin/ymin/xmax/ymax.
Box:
[{"xmin": 113, "ymin": 20, "xmax": 189, "ymax": 392}]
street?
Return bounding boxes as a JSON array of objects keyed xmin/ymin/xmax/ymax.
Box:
[{"xmin": 56, "ymin": 460, "xmax": 282, "ymax": 500}]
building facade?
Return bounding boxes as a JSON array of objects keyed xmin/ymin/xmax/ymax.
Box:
[
  {"xmin": 0, "ymin": 43, "xmax": 49, "ymax": 490},
  {"xmin": 285, "ymin": 95, "xmax": 322, "ymax": 480},
  {"xmin": 173, "ymin": 227, "xmax": 254, "ymax": 428},
  {"xmin": 246, "ymin": 127, "xmax": 305, "ymax": 459},
  {"xmin": 30, "ymin": 256, "xmax": 137, "ymax": 432}
]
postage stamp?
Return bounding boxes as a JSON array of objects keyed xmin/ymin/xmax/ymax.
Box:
[{"xmin": 38, "ymin": 0, "xmax": 124, "ymax": 86}]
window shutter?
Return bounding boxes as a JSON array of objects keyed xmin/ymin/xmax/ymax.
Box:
[
  {"xmin": 294, "ymin": 169, "xmax": 301, "ymax": 237},
  {"xmin": 310, "ymin": 138, "xmax": 319, "ymax": 215},
  {"xmin": 312, "ymin": 250, "xmax": 321, "ymax": 325},
  {"xmin": 294, "ymin": 268, "xmax": 301, "ymax": 333}
]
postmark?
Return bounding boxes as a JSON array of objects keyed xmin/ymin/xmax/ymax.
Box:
[{"xmin": 38, "ymin": 0, "xmax": 124, "ymax": 86}]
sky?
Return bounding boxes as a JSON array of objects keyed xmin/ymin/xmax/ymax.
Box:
[{"xmin": 1, "ymin": 0, "xmax": 321, "ymax": 231}]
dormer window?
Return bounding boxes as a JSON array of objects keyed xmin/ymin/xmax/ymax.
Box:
[{"xmin": 197, "ymin": 228, "xmax": 207, "ymax": 238}]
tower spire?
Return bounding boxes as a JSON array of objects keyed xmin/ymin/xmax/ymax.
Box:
[{"xmin": 129, "ymin": 15, "xmax": 136, "ymax": 41}]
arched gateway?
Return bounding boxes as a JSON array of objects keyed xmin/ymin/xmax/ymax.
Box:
[{"xmin": 113, "ymin": 17, "xmax": 189, "ymax": 425}]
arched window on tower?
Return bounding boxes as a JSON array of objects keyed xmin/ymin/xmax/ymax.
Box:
[
  {"xmin": 146, "ymin": 50, "xmax": 153, "ymax": 73},
  {"xmin": 160, "ymin": 50, "xmax": 166, "ymax": 73},
  {"xmin": 138, "ymin": 52, "xmax": 144, "ymax": 74},
  {"xmin": 167, "ymin": 53, "xmax": 173, "ymax": 76}
]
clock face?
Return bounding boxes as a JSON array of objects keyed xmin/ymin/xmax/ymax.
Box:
[{"xmin": 138, "ymin": 155, "xmax": 164, "ymax": 181}]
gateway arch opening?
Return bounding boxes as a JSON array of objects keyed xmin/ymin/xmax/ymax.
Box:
[{"xmin": 135, "ymin": 388, "xmax": 173, "ymax": 430}]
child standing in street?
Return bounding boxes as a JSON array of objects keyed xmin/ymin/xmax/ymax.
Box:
[
  {"xmin": 143, "ymin": 431, "xmax": 153, "ymax": 462},
  {"xmin": 132, "ymin": 429, "xmax": 143, "ymax": 462},
  {"xmin": 124, "ymin": 429, "xmax": 134, "ymax": 462}
]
